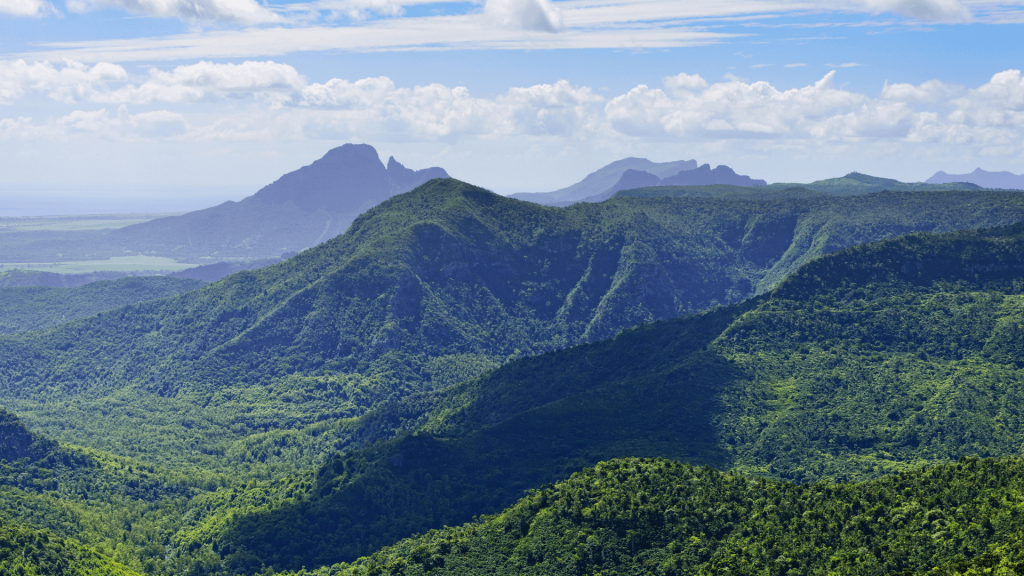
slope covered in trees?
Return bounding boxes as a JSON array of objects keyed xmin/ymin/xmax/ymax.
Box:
[
  {"xmin": 279, "ymin": 457, "xmax": 1024, "ymax": 576},
  {"xmin": 0, "ymin": 514, "xmax": 142, "ymax": 576},
  {"xmin": 3, "ymin": 181, "xmax": 1024, "ymax": 479},
  {"xmin": 0, "ymin": 277, "xmax": 205, "ymax": 335},
  {"xmin": 182, "ymin": 221, "xmax": 1024, "ymax": 571}
]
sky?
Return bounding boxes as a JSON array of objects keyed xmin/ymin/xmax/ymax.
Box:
[{"xmin": 1, "ymin": 0, "xmax": 1023, "ymax": 213}]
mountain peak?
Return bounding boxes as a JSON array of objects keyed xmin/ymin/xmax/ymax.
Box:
[{"xmin": 926, "ymin": 168, "xmax": 1024, "ymax": 189}]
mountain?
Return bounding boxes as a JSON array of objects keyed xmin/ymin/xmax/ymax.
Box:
[
  {"xmin": 0, "ymin": 276, "xmax": 204, "ymax": 335},
  {"xmin": 181, "ymin": 220, "xmax": 1024, "ymax": 570},
  {"xmin": 766, "ymin": 171, "xmax": 985, "ymax": 195},
  {"xmin": 928, "ymin": 168, "xmax": 1024, "ymax": 190},
  {"xmin": 580, "ymin": 164, "xmax": 767, "ymax": 203},
  {"xmin": 509, "ymin": 157, "xmax": 698, "ymax": 205},
  {"xmin": 276, "ymin": 457, "xmax": 1024, "ymax": 576},
  {"xmin": 659, "ymin": 163, "xmax": 767, "ymax": 187},
  {"xmin": 0, "ymin": 144, "xmax": 449, "ymax": 264},
  {"xmin": 597, "ymin": 168, "xmax": 661, "ymax": 200},
  {"xmin": 4, "ymin": 181, "xmax": 1024, "ymax": 480}
]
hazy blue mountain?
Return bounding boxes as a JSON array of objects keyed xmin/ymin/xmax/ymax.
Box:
[
  {"xmin": 0, "ymin": 144, "xmax": 449, "ymax": 264},
  {"xmin": 927, "ymin": 168, "xmax": 1024, "ymax": 190},
  {"xmin": 386, "ymin": 156, "xmax": 450, "ymax": 194},
  {"xmin": 660, "ymin": 163, "xmax": 767, "ymax": 186},
  {"xmin": 510, "ymin": 157, "xmax": 697, "ymax": 205},
  {"xmin": 581, "ymin": 164, "xmax": 767, "ymax": 203},
  {"xmin": 581, "ymin": 168, "xmax": 662, "ymax": 202}
]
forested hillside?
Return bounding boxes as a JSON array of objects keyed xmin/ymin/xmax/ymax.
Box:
[
  {"xmin": 2, "ymin": 180, "xmax": 1024, "ymax": 481},
  {"xmin": 0, "ymin": 407, "xmax": 226, "ymax": 574},
  {"xmin": 180, "ymin": 221, "xmax": 1024, "ymax": 571},
  {"xmin": 0, "ymin": 514, "xmax": 142, "ymax": 576},
  {"xmin": 280, "ymin": 457, "xmax": 1024, "ymax": 576},
  {"xmin": 0, "ymin": 277, "xmax": 205, "ymax": 335}
]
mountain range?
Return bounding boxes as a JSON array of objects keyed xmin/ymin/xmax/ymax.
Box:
[
  {"xmin": 511, "ymin": 158, "xmax": 772, "ymax": 205},
  {"xmin": 5, "ymin": 150, "xmax": 1024, "ymax": 575},
  {"xmin": 510, "ymin": 158, "xmax": 994, "ymax": 207},
  {"xmin": 4, "ymin": 181, "xmax": 1024, "ymax": 477},
  {"xmin": 927, "ymin": 168, "xmax": 1024, "ymax": 190}
]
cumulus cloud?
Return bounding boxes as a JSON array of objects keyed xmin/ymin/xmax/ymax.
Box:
[
  {"xmin": 104, "ymin": 61, "xmax": 305, "ymax": 104},
  {"xmin": 664, "ymin": 73, "xmax": 709, "ymax": 97},
  {"xmin": 0, "ymin": 0, "xmax": 55, "ymax": 16},
  {"xmin": 0, "ymin": 60, "xmax": 128, "ymax": 105},
  {"xmin": 485, "ymin": 0, "xmax": 563, "ymax": 32},
  {"xmin": 66, "ymin": 0, "xmax": 280, "ymax": 24},
  {"xmin": 881, "ymin": 78, "xmax": 967, "ymax": 102},
  {"xmin": 3, "ymin": 64, "xmax": 1024, "ymax": 161},
  {"xmin": 0, "ymin": 59, "xmax": 303, "ymax": 105},
  {"xmin": 298, "ymin": 77, "xmax": 599, "ymax": 139},
  {"xmin": 607, "ymin": 71, "xmax": 868, "ymax": 138}
]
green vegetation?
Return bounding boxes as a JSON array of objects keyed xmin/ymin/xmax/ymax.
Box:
[
  {"xmin": 0, "ymin": 514, "xmax": 142, "ymax": 576},
  {"xmin": 3, "ymin": 180, "xmax": 1024, "ymax": 480},
  {"xmin": 5, "ymin": 180, "xmax": 1024, "ymax": 575},
  {"xmin": 178, "ymin": 220, "xmax": 1024, "ymax": 572},
  {"xmin": 613, "ymin": 172, "xmax": 995, "ymax": 200},
  {"xmin": 0, "ymin": 406, "xmax": 229, "ymax": 574},
  {"xmin": 766, "ymin": 171, "xmax": 987, "ymax": 195},
  {"xmin": 0, "ymin": 276, "xmax": 205, "ymax": 335},
  {"xmin": 279, "ymin": 456, "xmax": 1024, "ymax": 576},
  {"xmin": 613, "ymin": 184, "xmax": 824, "ymax": 199}
]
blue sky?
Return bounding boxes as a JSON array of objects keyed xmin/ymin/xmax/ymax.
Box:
[{"xmin": 1, "ymin": 0, "xmax": 1023, "ymax": 212}]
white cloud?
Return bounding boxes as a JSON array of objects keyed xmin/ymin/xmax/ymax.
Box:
[
  {"xmin": 664, "ymin": 72, "xmax": 709, "ymax": 97},
  {"xmin": 0, "ymin": 59, "xmax": 303, "ymax": 105},
  {"xmin": 881, "ymin": 78, "xmax": 967, "ymax": 101},
  {"xmin": 607, "ymin": 71, "xmax": 867, "ymax": 138},
  {"xmin": 0, "ymin": 106, "xmax": 187, "ymax": 140},
  {"xmin": 104, "ymin": 60, "xmax": 305, "ymax": 104},
  {"xmin": 297, "ymin": 77, "xmax": 600, "ymax": 139},
  {"xmin": 3, "ymin": 65, "xmax": 1024, "ymax": 164},
  {"xmin": 0, "ymin": 0, "xmax": 55, "ymax": 16},
  {"xmin": 784, "ymin": 63, "xmax": 807, "ymax": 67},
  {"xmin": 66, "ymin": 0, "xmax": 280, "ymax": 24},
  {"xmin": 485, "ymin": 0, "xmax": 563, "ymax": 31},
  {"xmin": 0, "ymin": 60, "xmax": 128, "ymax": 105},
  {"xmin": 859, "ymin": 0, "xmax": 973, "ymax": 22}
]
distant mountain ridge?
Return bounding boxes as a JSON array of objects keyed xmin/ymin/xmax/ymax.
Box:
[
  {"xmin": 764, "ymin": 171, "xmax": 986, "ymax": 196},
  {"xmin": 0, "ymin": 144, "xmax": 449, "ymax": 264},
  {"xmin": 510, "ymin": 157, "xmax": 699, "ymax": 205},
  {"xmin": 583, "ymin": 163, "xmax": 766, "ymax": 202},
  {"xmin": 927, "ymin": 168, "xmax": 1024, "ymax": 190}
]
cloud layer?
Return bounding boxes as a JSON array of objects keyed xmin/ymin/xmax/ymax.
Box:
[{"xmin": 1, "ymin": 60, "xmax": 1022, "ymax": 165}]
